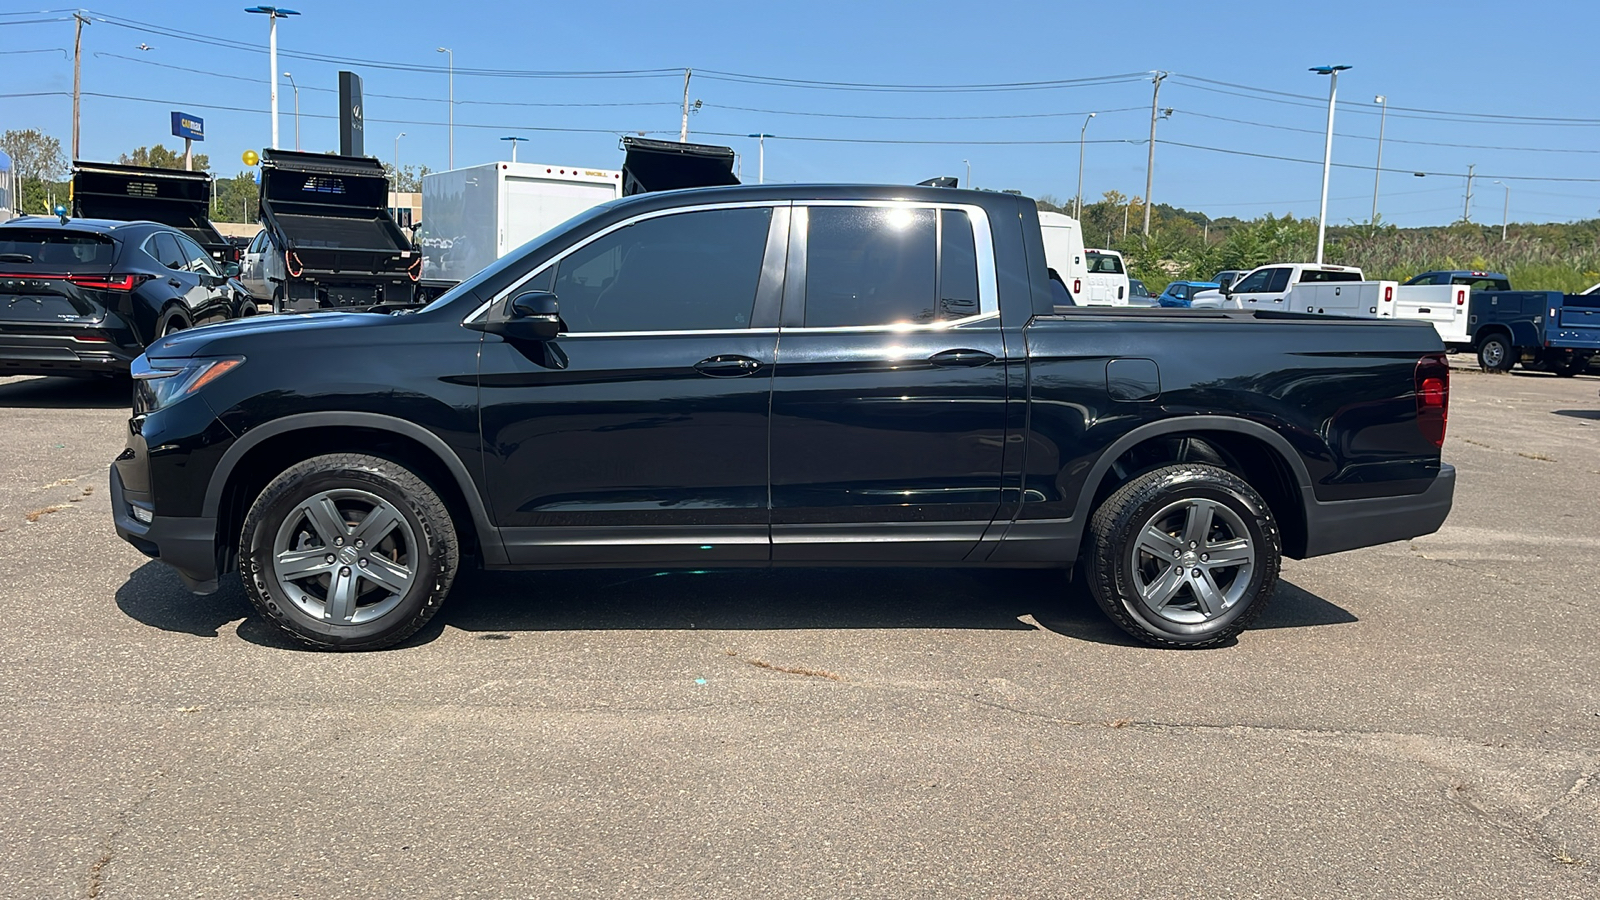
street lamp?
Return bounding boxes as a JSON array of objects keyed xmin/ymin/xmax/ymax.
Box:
[
  {"xmin": 245, "ymin": 6, "xmax": 300, "ymax": 151},
  {"xmin": 1075, "ymin": 112, "xmax": 1096, "ymax": 220},
  {"xmin": 282, "ymin": 72, "xmax": 300, "ymax": 150},
  {"xmin": 436, "ymin": 47, "xmax": 453, "ymax": 170},
  {"xmin": 1493, "ymin": 180, "xmax": 1509, "ymax": 241},
  {"xmin": 1371, "ymin": 95, "xmax": 1387, "ymax": 227},
  {"xmin": 1310, "ymin": 65, "xmax": 1352, "ymax": 265},
  {"xmin": 394, "ymin": 132, "xmax": 405, "ymax": 179},
  {"xmin": 500, "ymin": 136, "xmax": 526, "ymax": 163},
  {"xmin": 746, "ymin": 133, "xmax": 772, "ymax": 184},
  {"xmin": 964, "ymin": 159, "xmax": 971, "ymax": 189}
]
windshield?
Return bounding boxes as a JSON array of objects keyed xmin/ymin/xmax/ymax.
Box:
[
  {"xmin": 0, "ymin": 228, "xmax": 115, "ymax": 267},
  {"xmin": 419, "ymin": 198, "xmax": 627, "ymax": 313},
  {"xmin": 1086, "ymin": 251, "xmax": 1124, "ymax": 274}
]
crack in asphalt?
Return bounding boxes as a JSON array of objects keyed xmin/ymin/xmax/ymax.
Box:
[{"xmin": 84, "ymin": 767, "xmax": 167, "ymax": 898}]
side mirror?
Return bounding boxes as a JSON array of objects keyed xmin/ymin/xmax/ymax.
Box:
[
  {"xmin": 1220, "ymin": 283, "xmax": 1233, "ymax": 296},
  {"xmin": 223, "ymin": 262, "xmax": 242, "ymax": 278},
  {"xmin": 482, "ymin": 290, "xmax": 561, "ymax": 341}
]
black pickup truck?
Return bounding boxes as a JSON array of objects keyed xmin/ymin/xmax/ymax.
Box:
[
  {"xmin": 241, "ymin": 150, "xmax": 419, "ymax": 311},
  {"xmin": 70, "ymin": 161, "xmax": 236, "ymax": 266},
  {"xmin": 111, "ymin": 184, "xmax": 1455, "ymax": 651}
]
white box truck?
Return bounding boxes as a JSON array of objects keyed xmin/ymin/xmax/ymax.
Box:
[
  {"xmin": 1038, "ymin": 211, "xmax": 1089, "ymax": 297},
  {"xmin": 418, "ymin": 161, "xmax": 622, "ymax": 295}
]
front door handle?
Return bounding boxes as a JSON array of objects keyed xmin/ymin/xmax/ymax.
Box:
[
  {"xmin": 929, "ymin": 348, "xmax": 995, "ymax": 368},
  {"xmin": 694, "ymin": 355, "xmax": 762, "ymax": 377}
]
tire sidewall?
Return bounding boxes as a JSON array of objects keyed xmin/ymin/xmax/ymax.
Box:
[
  {"xmin": 1100, "ymin": 470, "xmax": 1281, "ymax": 645},
  {"xmin": 241, "ymin": 461, "xmax": 447, "ymax": 648},
  {"xmin": 1478, "ymin": 335, "xmax": 1511, "ymax": 371}
]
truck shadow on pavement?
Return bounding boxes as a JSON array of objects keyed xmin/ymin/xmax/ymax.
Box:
[
  {"xmin": 116, "ymin": 562, "xmax": 1357, "ymax": 651},
  {"xmin": 0, "ymin": 375, "xmax": 129, "ymax": 409},
  {"xmin": 1552, "ymin": 409, "xmax": 1600, "ymax": 420}
]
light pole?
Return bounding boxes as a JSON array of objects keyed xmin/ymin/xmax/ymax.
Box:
[
  {"xmin": 245, "ymin": 6, "xmax": 300, "ymax": 151},
  {"xmin": 1075, "ymin": 113, "xmax": 1096, "ymax": 219},
  {"xmin": 436, "ymin": 47, "xmax": 453, "ymax": 169},
  {"xmin": 282, "ymin": 72, "xmax": 300, "ymax": 150},
  {"xmin": 500, "ymin": 136, "xmax": 526, "ymax": 162},
  {"xmin": 1310, "ymin": 65, "xmax": 1351, "ymax": 264},
  {"xmin": 394, "ymin": 132, "xmax": 405, "ymax": 180},
  {"xmin": 1493, "ymin": 180, "xmax": 1509, "ymax": 241},
  {"xmin": 746, "ymin": 134, "xmax": 772, "ymax": 184},
  {"xmin": 1371, "ymin": 94, "xmax": 1386, "ymax": 227},
  {"xmin": 964, "ymin": 159, "xmax": 971, "ymax": 188}
]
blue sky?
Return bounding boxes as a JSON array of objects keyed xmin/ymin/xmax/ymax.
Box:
[{"xmin": 5, "ymin": 0, "xmax": 1600, "ymax": 227}]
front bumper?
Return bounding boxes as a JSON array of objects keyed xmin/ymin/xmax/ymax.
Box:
[
  {"xmin": 0, "ymin": 328, "xmax": 139, "ymax": 377},
  {"xmin": 110, "ymin": 463, "xmax": 220, "ymax": 594},
  {"xmin": 1300, "ymin": 463, "xmax": 1456, "ymax": 558}
]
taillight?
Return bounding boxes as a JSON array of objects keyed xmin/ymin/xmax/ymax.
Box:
[
  {"xmin": 66, "ymin": 274, "xmax": 147, "ymax": 291},
  {"xmin": 1073, "ymin": 279, "xmax": 1081, "ymax": 294},
  {"xmin": 1384, "ymin": 285, "xmax": 1393, "ymax": 302},
  {"xmin": 1415, "ymin": 353, "xmax": 1449, "ymax": 448},
  {"xmin": 1456, "ymin": 289, "xmax": 1465, "ymax": 306}
]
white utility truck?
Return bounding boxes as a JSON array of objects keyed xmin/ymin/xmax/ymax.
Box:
[
  {"xmin": 1037, "ymin": 211, "xmax": 1089, "ymax": 297},
  {"xmin": 1081, "ymin": 248, "xmax": 1132, "ymax": 305},
  {"xmin": 417, "ymin": 162, "xmax": 622, "ymax": 297}
]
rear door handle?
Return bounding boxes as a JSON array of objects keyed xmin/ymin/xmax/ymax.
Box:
[
  {"xmin": 929, "ymin": 348, "xmax": 996, "ymax": 368},
  {"xmin": 694, "ymin": 355, "xmax": 762, "ymax": 377},
  {"xmin": 168, "ymin": 278, "xmax": 184, "ymax": 288}
]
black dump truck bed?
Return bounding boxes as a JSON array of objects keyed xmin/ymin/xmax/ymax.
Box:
[
  {"xmin": 258, "ymin": 149, "xmax": 418, "ymax": 308},
  {"xmin": 619, "ymin": 137, "xmax": 741, "ymax": 196},
  {"xmin": 70, "ymin": 161, "xmax": 234, "ymax": 263}
]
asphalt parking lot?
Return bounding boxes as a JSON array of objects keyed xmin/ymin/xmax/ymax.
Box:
[{"xmin": 1, "ymin": 364, "xmax": 1597, "ymax": 899}]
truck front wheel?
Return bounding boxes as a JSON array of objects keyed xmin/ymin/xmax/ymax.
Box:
[
  {"xmin": 1085, "ymin": 464, "xmax": 1281, "ymax": 649},
  {"xmin": 239, "ymin": 453, "xmax": 459, "ymax": 651},
  {"xmin": 1477, "ymin": 334, "xmax": 1515, "ymax": 372}
]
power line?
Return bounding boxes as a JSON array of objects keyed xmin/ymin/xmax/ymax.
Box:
[
  {"xmin": 1178, "ymin": 109, "xmax": 1600, "ymax": 154},
  {"xmin": 1158, "ymin": 138, "xmax": 1600, "ymax": 183},
  {"xmin": 705, "ymin": 103, "xmax": 1149, "ymax": 122},
  {"xmin": 695, "ymin": 69, "xmax": 1152, "ymax": 93},
  {"xmin": 1174, "ymin": 73, "xmax": 1600, "ymax": 125}
]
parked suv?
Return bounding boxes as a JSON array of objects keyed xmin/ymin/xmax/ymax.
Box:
[{"xmin": 0, "ymin": 216, "xmax": 252, "ymax": 377}]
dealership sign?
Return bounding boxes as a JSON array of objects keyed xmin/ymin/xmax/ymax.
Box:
[{"xmin": 170, "ymin": 112, "xmax": 205, "ymax": 142}]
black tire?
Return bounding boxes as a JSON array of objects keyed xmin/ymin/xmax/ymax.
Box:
[
  {"xmin": 239, "ymin": 453, "xmax": 459, "ymax": 651},
  {"xmin": 1477, "ymin": 334, "xmax": 1515, "ymax": 372},
  {"xmin": 1085, "ymin": 464, "xmax": 1281, "ymax": 649},
  {"xmin": 271, "ymin": 285, "xmax": 287, "ymax": 315},
  {"xmin": 1554, "ymin": 355, "xmax": 1588, "ymax": 378},
  {"xmin": 156, "ymin": 310, "xmax": 189, "ymax": 339}
]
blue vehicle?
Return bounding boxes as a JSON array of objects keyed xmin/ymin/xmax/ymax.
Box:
[
  {"xmin": 1157, "ymin": 281, "xmax": 1220, "ymax": 308},
  {"xmin": 1402, "ymin": 271, "xmax": 1596, "ymax": 374}
]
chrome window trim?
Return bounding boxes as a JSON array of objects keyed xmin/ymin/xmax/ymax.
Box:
[
  {"xmin": 549, "ymin": 327, "xmax": 781, "ymax": 339},
  {"xmin": 790, "ymin": 201, "xmax": 998, "ymax": 331},
  {"xmin": 461, "ymin": 200, "xmax": 790, "ymax": 325}
]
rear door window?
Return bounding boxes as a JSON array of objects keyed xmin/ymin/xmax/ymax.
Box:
[
  {"xmin": 147, "ymin": 233, "xmax": 185, "ymax": 270},
  {"xmin": 0, "ymin": 229, "xmax": 115, "ymax": 267},
  {"xmin": 803, "ymin": 206, "xmax": 938, "ymax": 327},
  {"xmin": 1261, "ymin": 267, "xmax": 1293, "ymax": 293}
]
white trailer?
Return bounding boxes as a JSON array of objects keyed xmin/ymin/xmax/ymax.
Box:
[{"xmin": 418, "ymin": 161, "xmax": 622, "ymax": 288}]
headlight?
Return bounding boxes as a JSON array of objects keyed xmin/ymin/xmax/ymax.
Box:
[{"xmin": 132, "ymin": 356, "xmax": 245, "ymax": 411}]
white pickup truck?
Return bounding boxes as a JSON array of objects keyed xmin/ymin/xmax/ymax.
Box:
[{"xmin": 1191, "ymin": 263, "xmax": 1400, "ymax": 318}]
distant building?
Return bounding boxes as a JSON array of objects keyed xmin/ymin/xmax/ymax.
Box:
[{"xmin": 388, "ymin": 191, "xmax": 421, "ymax": 229}]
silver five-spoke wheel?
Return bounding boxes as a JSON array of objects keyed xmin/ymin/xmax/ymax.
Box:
[
  {"xmin": 271, "ymin": 488, "xmax": 418, "ymax": 626},
  {"xmin": 1130, "ymin": 498, "xmax": 1255, "ymax": 625}
]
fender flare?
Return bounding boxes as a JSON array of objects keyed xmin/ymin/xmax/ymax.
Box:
[
  {"xmin": 1067, "ymin": 415, "xmax": 1316, "ymax": 528},
  {"xmin": 201, "ymin": 411, "xmax": 506, "ymax": 565}
]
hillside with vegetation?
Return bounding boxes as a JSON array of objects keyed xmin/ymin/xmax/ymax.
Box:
[{"xmin": 1040, "ymin": 193, "xmax": 1600, "ymax": 294}]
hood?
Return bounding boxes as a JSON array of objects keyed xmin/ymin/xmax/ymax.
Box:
[{"xmin": 146, "ymin": 310, "xmax": 391, "ymax": 360}]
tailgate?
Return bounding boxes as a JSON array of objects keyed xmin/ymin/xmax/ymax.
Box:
[
  {"xmin": 619, "ymin": 136, "xmax": 739, "ymax": 195},
  {"xmin": 0, "ymin": 229, "xmax": 116, "ymax": 324},
  {"xmin": 1389, "ymin": 284, "xmax": 1464, "ymax": 325},
  {"xmin": 1553, "ymin": 294, "xmax": 1600, "ymax": 348}
]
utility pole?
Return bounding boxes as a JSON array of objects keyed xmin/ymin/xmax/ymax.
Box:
[
  {"xmin": 72, "ymin": 12, "xmax": 90, "ymax": 160},
  {"xmin": 1493, "ymin": 180, "xmax": 1509, "ymax": 241},
  {"xmin": 1123, "ymin": 201, "xmax": 1130, "ymax": 238},
  {"xmin": 1142, "ymin": 71, "xmax": 1167, "ymax": 236},
  {"xmin": 1463, "ymin": 164, "xmax": 1476, "ymax": 222},
  {"xmin": 1075, "ymin": 112, "xmax": 1096, "ymax": 220},
  {"xmin": 1371, "ymin": 95, "xmax": 1387, "ymax": 227},
  {"xmin": 680, "ymin": 69, "xmax": 693, "ymax": 142}
]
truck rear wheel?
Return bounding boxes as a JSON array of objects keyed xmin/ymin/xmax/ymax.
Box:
[
  {"xmin": 1477, "ymin": 334, "xmax": 1515, "ymax": 372},
  {"xmin": 1554, "ymin": 354, "xmax": 1589, "ymax": 377},
  {"xmin": 1085, "ymin": 464, "xmax": 1281, "ymax": 649},
  {"xmin": 239, "ymin": 453, "xmax": 459, "ymax": 651}
]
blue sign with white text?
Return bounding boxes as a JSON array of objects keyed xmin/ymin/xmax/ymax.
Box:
[{"xmin": 170, "ymin": 112, "xmax": 204, "ymax": 141}]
